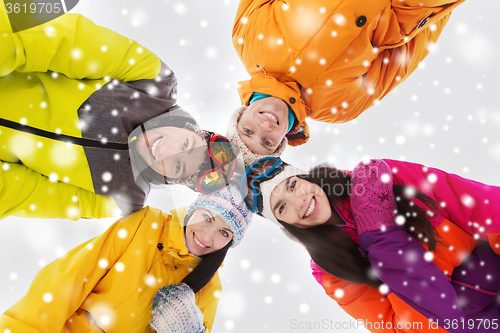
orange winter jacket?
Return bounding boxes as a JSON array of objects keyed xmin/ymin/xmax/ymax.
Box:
[
  {"xmin": 313, "ymin": 219, "xmax": 480, "ymax": 333},
  {"xmin": 233, "ymin": 0, "xmax": 465, "ymax": 146}
]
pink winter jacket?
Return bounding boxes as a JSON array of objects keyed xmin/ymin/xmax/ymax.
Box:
[
  {"xmin": 311, "ymin": 159, "xmax": 500, "ymax": 332},
  {"xmin": 384, "ymin": 159, "xmax": 500, "ymax": 253}
]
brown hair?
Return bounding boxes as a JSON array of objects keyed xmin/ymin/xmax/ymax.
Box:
[{"xmin": 278, "ymin": 165, "xmax": 438, "ymax": 287}]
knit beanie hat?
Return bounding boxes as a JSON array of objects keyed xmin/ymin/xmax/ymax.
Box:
[
  {"xmin": 186, "ymin": 184, "xmax": 252, "ymax": 247},
  {"xmin": 226, "ymin": 106, "xmax": 287, "ymax": 169},
  {"xmin": 242, "ymin": 158, "xmax": 306, "ymax": 225}
]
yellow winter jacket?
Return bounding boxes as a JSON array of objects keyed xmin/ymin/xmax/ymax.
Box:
[
  {"xmin": 0, "ymin": 206, "xmax": 222, "ymax": 333},
  {"xmin": 233, "ymin": 0, "xmax": 465, "ymax": 146},
  {"xmin": 0, "ymin": 1, "xmax": 165, "ymax": 220}
]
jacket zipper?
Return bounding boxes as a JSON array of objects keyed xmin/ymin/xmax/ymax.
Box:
[{"xmin": 0, "ymin": 118, "xmax": 129, "ymax": 151}]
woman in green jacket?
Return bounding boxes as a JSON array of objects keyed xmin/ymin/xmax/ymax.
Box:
[{"xmin": 0, "ymin": 3, "xmax": 236, "ymax": 221}]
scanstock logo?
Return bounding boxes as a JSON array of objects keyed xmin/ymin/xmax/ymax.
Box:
[{"xmin": 5, "ymin": 0, "xmax": 79, "ymax": 32}]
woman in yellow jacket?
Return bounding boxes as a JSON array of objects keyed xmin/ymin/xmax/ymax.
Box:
[
  {"xmin": 0, "ymin": 184, "xmax": 252, "ymax": 333},
  {"xmin": 0, "ymin": 2, "xmax": 235, "ymax": 221},
  {"xmin": 227, "ymin": 0, "xmax": 465, "ymax": 167}
]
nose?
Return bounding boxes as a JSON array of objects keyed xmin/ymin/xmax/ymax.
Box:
[
  {"xmin": 198, "ymin": 225, "xmax": 217, "ymax": 246},
  {"xmin": 159, "ymin": 141, "xmax": 181, "ymax": 161},
  {"xmin": 258, "ymin": 120, "xmax": 272, "ymax": 132},
  {"xmin": 292, "ymin": 191, "xmax": 307, "ymax": 211}
]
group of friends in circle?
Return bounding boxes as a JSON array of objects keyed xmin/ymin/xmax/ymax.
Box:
[{"xmin": 1, "ymin": 0, "xmax": 499, "ymax": 332}]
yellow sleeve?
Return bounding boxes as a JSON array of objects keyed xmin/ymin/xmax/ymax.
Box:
[
  {"xmin": 0, "ymin": 0, "xmax": 160, "ymax": 80},
  {"xmin": 196, "ymin": 271, "xmax": 222, "ymax": 333},
  {"xmin": 0, "ymin": 209, "xmax": 145, "ymax": 332},
  {"xmin": 0, "ymin": 161, "xmax": 121, "ymax": 220}
]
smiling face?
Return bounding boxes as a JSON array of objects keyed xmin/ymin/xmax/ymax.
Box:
[
  {"xmin": 134, "ymin": 126, "xmax": 206, "ymax": 179},
  {"xmin": 270, "ymin": 176, "xmax": 332, "ymax": 228},
  {"xmin": 237, "ymin": 97, "xmax": 289, "ymax": 155},
  {"xmin": 185, "ymin": 208, "xmax": 233, "ymax": 256}
]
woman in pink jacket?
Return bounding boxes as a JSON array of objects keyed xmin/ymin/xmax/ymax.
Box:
[{"xmin": 242, "ymin": 157, "xmax": 500, "ymax": 332}]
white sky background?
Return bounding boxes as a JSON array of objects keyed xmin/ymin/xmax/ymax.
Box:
[{"xmin": 1, "ymin": 0, "xmax": 500, "ymax": 332}]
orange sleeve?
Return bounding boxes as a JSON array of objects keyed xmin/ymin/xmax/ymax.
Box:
[{"xmin": 321, "ymin": 274, "xmax": 450, "ymax": 333}]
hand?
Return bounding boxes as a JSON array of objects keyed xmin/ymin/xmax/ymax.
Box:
[
  {"xmin": 350, "ymin": 159, "xmax": 397, "ymax": 234},
  {"xmin": 150, "ymin": 283, "xmax": 205, "ymax": 333}
]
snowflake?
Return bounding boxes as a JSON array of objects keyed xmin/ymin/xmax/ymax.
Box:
[
  {"xmin": 117, "ymin": 229, "xmax": 128, "ymax": 239},
  {"xmin": 240, "ymin": 259, "xmax": 250, "ymax": 269},
  {"xmin": 115, "ymin": 262, "xmax": 125, "ymax": 272},
  {"xmin": 299, "ymin": 303, "xmax": 310, "ymax": 313},
  {"xmin": 43, "ymin": 293, "xmax": 53, "ymax": 303},
  {"xmin": 98, "ymin": 259, "xmax": 109, "ymax": 269}
]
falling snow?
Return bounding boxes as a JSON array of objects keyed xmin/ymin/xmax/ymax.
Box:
[{"xmin": 1, "ymin": 1, "xmax": 500, "ymax": 333}]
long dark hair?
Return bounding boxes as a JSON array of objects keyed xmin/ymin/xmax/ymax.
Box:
[
  {"xmin": 278, "ymin": 165, "xmax": 439, "ymax": 287},
  {"xmin": 181, "ymin": 214, "xmax": 232, "ymax": 294}
]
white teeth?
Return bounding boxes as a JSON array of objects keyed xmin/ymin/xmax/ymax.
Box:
[
  {"xmin": 150, "ymin": 138, "xmax": 161, "ymax": 159},
  {"xmin": 304, "ymin": 197, "xmax": 316, "ymax": 218},
  {"xmin": 262, "ymin": 112, "xmax": 278, "ymax": 124},
  {"xmin": 194, "ymin": 235, "xmax": 206, "ymax": 248}
]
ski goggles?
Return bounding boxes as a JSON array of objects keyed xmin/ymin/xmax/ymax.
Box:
[
  {"xmin": 241, "ymin": 157, "xmax": 285, "ymax": 213},
  {"xmin": 194, "ymin": 134, "xmax": 236, "ymax": 193}
]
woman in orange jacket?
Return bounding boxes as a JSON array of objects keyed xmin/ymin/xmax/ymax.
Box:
[{"xmin": 227, "ymin": 0, "xmax": 465, "ymax": 168}]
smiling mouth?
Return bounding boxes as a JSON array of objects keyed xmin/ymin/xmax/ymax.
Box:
[
  {"xmin": 150, "ymin": 138, "xmax": 161, "ymax": 160},
  {"xmin": 260, "ymin": 111, "xmax": 279, "ymax": 125},
  {"xmin": 193, "ymin": 234, "xmax": 208, "ymax": 249},
  {"xmin": 304, "ymin": 197, "xmax": 316, "ymax": 218}
]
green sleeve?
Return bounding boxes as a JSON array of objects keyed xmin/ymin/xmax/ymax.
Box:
[
  {"xmin": 0, "ymin": 0, "xmax": 161, "ymax": 81},
  {"xmin": 0, "ymin": 161, "xmax": 121, "ymax": 220}
]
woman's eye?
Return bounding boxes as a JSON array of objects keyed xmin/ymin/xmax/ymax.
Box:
[
  {"xmin": 244, "ymin": 128, "xmax": 252, "ymax": 134},
  {"xmin": 220, "ymin": 230, "xmax": 229, "ymax": 237},
  {"xmin": 264, "ymin": 139, "xmax": 272, "ymax": 146},
  {"xmin": 203, "ymin": 214, "xmax": 211, "ymax": 222},
  {"xmin": 290, "ymin": 180, "xmax": 296, "ymax": 191},
  {"xmin": 175, "ymin": 162, "xmax": 181, "ymax": 173},
  {"xmin": 183, "ymin": 139, "xmax": 189, "ymax": 150},
  {"xmin": 279, "ymin": 204, "xmax": 285, "ymax": 215}
]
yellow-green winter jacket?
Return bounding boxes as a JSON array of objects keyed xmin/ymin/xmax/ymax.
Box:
[
  {"xmin": 0, "ymin": 206, "xmax": 222, "ymax": 333},
  {"xmin": 0, "ymin": 1, "xmax": 186, "ymax": 220}
]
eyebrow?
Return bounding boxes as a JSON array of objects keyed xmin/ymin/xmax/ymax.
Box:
[
  {"xmin": 181, "ymin": 137, "xmax": 197, "ymax": 178},
  {"xmin": 284, "ymin": 177, "xmax": 291, "ymax": 192},
  {"xmin": 260, "ymin": 141, "xmax": 275, "ymax": 152},
  {"xmin": 202, "ymin": 208, "xmax": 214, "ymax": 221},
  {"xmin": 273, "ymin": 178, "xmax": 290, "ymax": 215},
  {"xmin": 273, "ymin": 200, "xmax": 282, "ymax": 215}
]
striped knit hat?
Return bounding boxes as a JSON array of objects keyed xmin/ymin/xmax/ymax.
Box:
[
  {"xmin": 226, "ymin": 106, "xmax": 287, "ymax": 169},
  {"xmin": 187, "ymin": 184, "xmax": 252, "ymax": 247}
]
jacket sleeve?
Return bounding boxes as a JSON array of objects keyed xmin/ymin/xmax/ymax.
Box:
[
  {"xmin": 306, "ymin": 0, "xmax": 464, "ymax": 124},
  {"xmin": 311, "ymin": 260, "xmax": 451, "ymax": 333},
  {"xmin": 0, "ymin": 161, "xmax": 121, "ymax": 220},
  {"xmin": 0, "ymin": 1, "xmax": 160, "ymax": 81},
  {"xmin": 384, "ymin": 159, "xmax": 500, "ymax": 252},
  {"xmin": 0, "ymin": 210, "xmax": 143, "ymax": 332},
  {"xmin": 359, "ymin": 226, "xmax": 465, "ymax": 325}
]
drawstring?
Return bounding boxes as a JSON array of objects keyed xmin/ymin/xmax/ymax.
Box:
[{"xmin": 256, "ymin": 64, "xmax": 267, "ymax": 75}]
